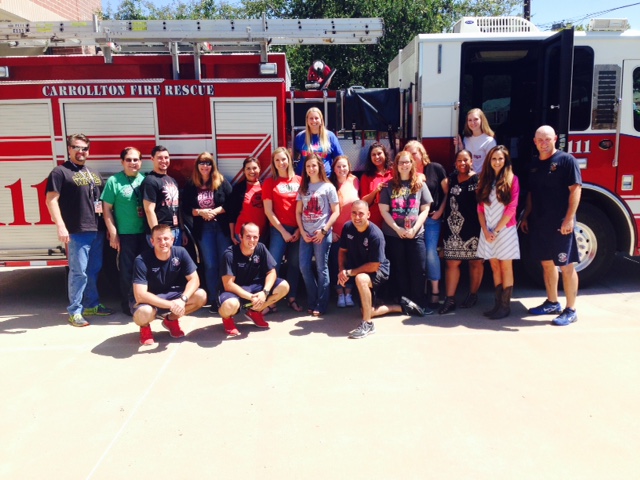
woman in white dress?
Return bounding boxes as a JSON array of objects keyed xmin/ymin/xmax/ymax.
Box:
[{"xmin": 476, "ymin": 145, "xmax": 520, "ymax": 319}]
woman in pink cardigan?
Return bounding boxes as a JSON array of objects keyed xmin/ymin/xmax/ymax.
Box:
[{"xmin": 476, "ymin": 145, "xmax": 520, "ymax": 319}]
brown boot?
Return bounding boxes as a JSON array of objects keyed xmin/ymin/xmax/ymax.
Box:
[
  {"xmin": 483, "ymin": 284, "xmax": 503, "ymax": 317},
  {"xmin": 489, "ymin": 286, "xmax": 512, "ymax": 320}
]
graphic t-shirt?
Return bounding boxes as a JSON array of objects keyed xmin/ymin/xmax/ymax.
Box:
[
  {"xmin": 297, "ymin": 182, "xmax": 339, "ymax": 235},
  {"xmin": 262, "ymin": 176, "xmax": 301, "ymax": 228},
  {"xmin": 293, "ymin": 130, "xmax": 344, "ymax": 176},
  {"xmin": 46, "ymin": 161, "xmax": 104, "ymax": 234},
  {"xmin": 379, "ymin": 181, "xmax": 433, "ymax": 238},
  {"xmin": 141, "ymin": 171, "xmax": 180, "ymax": 232}
]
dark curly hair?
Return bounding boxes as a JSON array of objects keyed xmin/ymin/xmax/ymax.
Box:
[{"xmin": 364, "ymin": 142, "xmax": 392, "ymax": 177}]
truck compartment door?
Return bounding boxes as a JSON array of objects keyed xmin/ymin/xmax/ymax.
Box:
[{"xmin": 538, "ymin": 28, "xmax": 574, "ymax": 150}]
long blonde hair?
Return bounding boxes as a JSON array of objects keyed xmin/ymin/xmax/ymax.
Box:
[
  {"xmin": 463, "ymin": 108, "xmax": 495, "ymax": 138},
  {"xmin": 270, "ymin": 147, "xmax": 295, "ymax": 180},
  {"xmin": 403, "ymin": 140, "xmax": 430, "ymax": 166},
  {"xmin": 192, "ymin": 152, "xmax": 224, "ymax": 190},
  {"xmin": 304, "ymin": 107, "xmax": 331, "ymax": 154}
]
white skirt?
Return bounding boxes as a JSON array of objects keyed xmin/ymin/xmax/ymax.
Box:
[{"xmin": 477, "ymin": 189, "xmax": 520, "ymax": 260}]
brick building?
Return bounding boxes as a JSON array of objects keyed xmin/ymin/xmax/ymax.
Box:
[{"xmin": 0, "ymin": 0, "xmax": 101, "ymax": 22}]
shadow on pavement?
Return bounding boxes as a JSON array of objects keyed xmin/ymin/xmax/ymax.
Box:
[
  {"xmin": 402, "ymin": 300, "xmax": 548, "ymax": 333},
  {"xmin": 289, "ymin": 313, "xmax": 354, "ymax": 338},
  {"xmin": 92, "ymin": 331, "xmax": 173, "ymax": 358}
]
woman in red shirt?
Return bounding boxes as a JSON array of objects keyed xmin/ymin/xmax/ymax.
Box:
[
  {"xmin": 228, "ymin": 157, "xmax": 268, "ymax": 245},
  {"xmin": 263, "ymin": 147, "xmax": 304, "ymax": 312},
  {"xmin": 359, "ymin": 142, "xmax": 393, "ymax": 228}
]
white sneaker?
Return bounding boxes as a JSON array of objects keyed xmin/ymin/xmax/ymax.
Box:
[
  {"xmin": 345, "ymin": 293, "xmax": 355, "ymax": 307},
  {"xmin": 337, "ymin": 293, "xmax": 346, "ymax": 308}
]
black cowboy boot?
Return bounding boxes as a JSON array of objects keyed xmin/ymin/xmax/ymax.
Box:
[{"xmin": 483, "ymin": 284, "xmax": 503, "ymax": 317}]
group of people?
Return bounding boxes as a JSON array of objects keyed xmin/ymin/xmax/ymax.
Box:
[{"xmin": 45, "ymin": 107, "xmax": 582, "ymax": 344}]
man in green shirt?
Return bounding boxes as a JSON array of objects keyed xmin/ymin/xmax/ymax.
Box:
[{"xmin": 101, "ymin": 147, "xmax": 147, "ymax": 315}]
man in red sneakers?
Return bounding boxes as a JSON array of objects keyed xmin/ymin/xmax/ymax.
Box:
[
  {"xmin": 132, "ymin": 224, "xmax": 207, "ymax": 345},
  {"xmin": 218, "ymin": 222, "xmax": 289, "ymax": 336}
]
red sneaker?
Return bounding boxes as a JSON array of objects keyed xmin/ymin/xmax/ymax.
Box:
[
  {"xmin": 222, "ymin": 317, "xmax": 240, "ymax": 336},
  {"xmin": 244, "ymin": 309, "xmax": 269, "ymax": 328},
  {"xmin": 139, "ymin": 325, "xmax": 155, "ymax": 345},
  {"xmin": 161, "ymin": 316, "xmax": 185, "ymax": 338}
]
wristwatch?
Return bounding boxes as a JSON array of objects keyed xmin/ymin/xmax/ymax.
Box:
[
  {"xmin": 320, "ymin": 228, "xmax": 328, "ymax": 236},
  {"xmin": 180, "ymin": 295, "xmax": 189, "ymax": 302},
  {"xmin": 263, "ymin": 288, "xmax": 272, "ymax": 297}
]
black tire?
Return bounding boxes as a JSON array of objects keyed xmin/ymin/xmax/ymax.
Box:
[
  {"xmin": 519, "ymin": 203, "xmax": 616, "ymax": 288},
  {"xmin": 573, "ymin": 202, "xmax": 616, "ymax": 286}
]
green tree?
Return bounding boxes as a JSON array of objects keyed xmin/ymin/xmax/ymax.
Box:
[{"xmin": 102, "ymin": 0, "xmax": 521, "ymax": 88}]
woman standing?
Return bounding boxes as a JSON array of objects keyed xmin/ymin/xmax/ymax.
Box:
[
  {"xmin": 404, "ymin": 140, "xmax": 447, "ymax": 308},
  {"xmin": 263, "ymin": 147, "xmax": 304, "ymax": 312},
  {"xmin": 439, "ymin": 149, "xmax": 484, "ymax": 314},
  {"xmin": 359, "ymin": 142, "xmax": 393, "ymax": 228},
  {"xmin": 476, "ymin": 145, "xmax": 520, "ymax": 319},
  {"xmin": 228, "ymin": 157, "xmax": 267, "ymax": 245},
  {"xmin": 455, "ymin": 108, "xmax": 497, "ymax": 174},
  {"xmin": 182, "ymin": 152, "xmax": 232, "ymax": 310},
  {"xmin": 379, "ymin": 151, "xmax": 433, "ymax": 311},
  {"xmin": 329, "ymin": 155, "xmax": 360, "ymax": 308},
  {"xmin": 294, "ymin": 107, "xmax": 344, "ymax": 177},
  {"xmin": 296, "ymin": 153, "xmax": 340, "ymax": 316}
]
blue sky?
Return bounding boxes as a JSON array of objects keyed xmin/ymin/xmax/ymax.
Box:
[{"xmin": 100, "ymin": 0, "xmax": 640, "ymax": 30}]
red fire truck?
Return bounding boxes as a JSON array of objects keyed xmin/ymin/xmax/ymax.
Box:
[
  {"xmin": 0, "ymin": 17, "xmax": 383, "ymax": 267},
  {"xmin": 389, "ymin": 16, "xmax": 640, "ymax": 284}
]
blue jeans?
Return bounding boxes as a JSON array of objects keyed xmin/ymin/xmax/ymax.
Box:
[
  {"xmin": 299, "ymin": 233, "xmax": 332, "ymax": 313},
  {"xmin": 199, "ymin": 221, "xmax": 231, "ymax": 299},
  {"xmin": 67, "ymin": 231, "xmax": 104, "ymax": 315},
  {"xmin": 328, "ymin": 238, "xmax": 341, "ymax": 292},
  {"xmin": 424, "ymin": 217, "xmax": 442, "ymax": 282},
  {"xmin": 118, "ymin": 233, "xmax": 147, "ymax": 311},
  {"xmin": 269, "ymin": 225, "xmax": 300, "ymax": 299}
]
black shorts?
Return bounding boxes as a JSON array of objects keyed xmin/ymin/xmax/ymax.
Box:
[
  {"xmin": 218, "ymin": 278, "xmax": 285, "ymax": 308},
  {"xmin": 530, "ymin": 223, "xmax": 580, "ymax": 266},
  {"xmin": 131, "ymin": 291, "xmax": 181, "ymax": 316}
]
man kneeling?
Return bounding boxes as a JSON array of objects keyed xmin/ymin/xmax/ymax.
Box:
[
  {"xmin": 338, "ymin": 200, "xmax": 425, "ymax": 339},
  {"xmin": 219, "ymin": 222, "xmax": 289, "ymax": 336},
  {"xmin": 132, "ymin": 224, "xmax": 207, "ymax": 345}
]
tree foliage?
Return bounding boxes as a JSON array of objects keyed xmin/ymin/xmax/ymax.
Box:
[{"xmin": 103, "ymin": 0, "xmax": 521, "ymax": 88}]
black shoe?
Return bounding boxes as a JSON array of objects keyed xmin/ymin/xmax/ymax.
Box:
[
  {"xmin": 460, "ymin": 292, "xmax": 478, "ymax": 308},
  {"xmin": 209, "ymin": 305, "xmax": 218, "ymax": 314},
  {"xmin": 438, "ymin": 296, "xmax": 456, "ymax": 315},
  {"xmin": 400, "ymin": 296, "xmax": 425, "ymax": 317}
]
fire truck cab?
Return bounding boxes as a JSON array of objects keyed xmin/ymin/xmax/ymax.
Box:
[
  {"xmin": 0, "ymin": 17, "xmax": 383, "ymax": 268},
  {"xmin": 389, "ymin": 17, "xmax": 640, "ymax": 284}
]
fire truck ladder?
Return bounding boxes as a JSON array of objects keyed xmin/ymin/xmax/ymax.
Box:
[{"xmin": 0, "ymin": 15, "xmax": 384, "ymax": 79}]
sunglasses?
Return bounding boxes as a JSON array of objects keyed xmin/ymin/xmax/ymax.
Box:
[
  {"xmin": 198, "ymin": 161, "xmax": 213, "ymax": 167},
  {"xmin": 71, "ymin": 145, "xmax": 90, "ymax": 152},
  {"xmin": 124, "ymin": 158, "xmax": 140, "ymax": 163}
]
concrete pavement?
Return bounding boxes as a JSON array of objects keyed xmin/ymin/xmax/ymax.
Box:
[{"xmin": 1, "ymin": 257, "xmax": 639, "ymax": 479}]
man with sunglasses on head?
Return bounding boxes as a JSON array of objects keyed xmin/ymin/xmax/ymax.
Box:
[
  {"xmin": 46, "ymin": 133, "xmax": 115, "ymax": 327},
  {"xmin": 141, "ymin": 145, "xmax": 184, "ymax": 247},
  {"xmin": 101, "ymin": 147, "xmax": 147, "ymax": 315}
]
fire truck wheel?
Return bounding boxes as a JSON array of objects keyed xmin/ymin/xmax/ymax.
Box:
[
  {"xmin": 519, "ymin": 203, "xmax": 615, "ymax": 288},
  {"xmin": 573, "ymin": 202, "xmax": 616, "ymax": 286}
]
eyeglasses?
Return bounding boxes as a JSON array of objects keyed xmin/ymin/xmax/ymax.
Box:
[
  {"xmin": 71, "ymin": 145, "xmax": 89, "ymax": 152},
  {"xmin": 398, "ymin": 160, "xmax": 412, "ymax": 165},
  {"xmin": 124, "ymin": 158, "xmax": 140, "ymax": 163},
  {"xmin": 198, "ymin": 161, "xmax": 213, "ymax": 167}
]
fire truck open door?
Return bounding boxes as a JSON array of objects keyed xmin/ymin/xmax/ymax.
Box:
[{"xmin": 537, "ymin": 28, "xmax": 574, "ymax": 151}]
